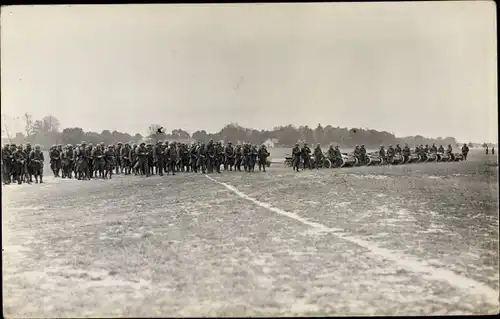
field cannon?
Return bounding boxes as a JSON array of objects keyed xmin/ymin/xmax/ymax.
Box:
[
  {"xmin": 310, "ymin": 156, "xmax": 332, "ymax": 169},
  {"xmin": 405, "ymin": 153, "xmax": 422, "ymax": 164},
  {"xmin": 388, "ymin": 154, "xmax": 404, "ymax": 165},
  {"xmin": 436, "ymin": 152, "xmax": 450, "ymax": 162},
  {"xmin": 426, "ymin": 152, "xmax": 438, "ymax": 162},
  {"xmin": 340, "ymin": 153, "xmax": 358, "ymax": 168},
  {"xmin": 366, "ymin": 152, "xmax": 384, "ymax": 166},
  {"xmin": 453, "ymin": 153, "xmax": 464, "ymax": 161}
]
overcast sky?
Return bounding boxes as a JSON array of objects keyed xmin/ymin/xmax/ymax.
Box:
[{"xmin": 1, "ymin": 2, "xmax": 497, "ymax": 142}]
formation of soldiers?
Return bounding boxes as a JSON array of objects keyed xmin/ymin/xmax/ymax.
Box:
[
  {"xmin": 1, "ymin": 140, "xmax": 271, "ymax": 185},
  {"xmin": 289, "ymin": 142, "xmax": 470, "ymax": 171}
]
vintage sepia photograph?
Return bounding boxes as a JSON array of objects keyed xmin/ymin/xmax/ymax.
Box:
[{"xmin": 1, "ymin": 2, "xmax": 498, "ymax": 317}]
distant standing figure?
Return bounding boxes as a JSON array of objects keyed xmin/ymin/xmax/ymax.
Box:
[
  {"xmin": 492, "ymin": 147, "xmax": 495, "ymax": 155},
  {"xmin": 461, "ymin": 144, "xmax": 469, "ymax": 161},
  {"xmin": 486, "ymin": 146, "xmax": 489, "ymax": 154}
]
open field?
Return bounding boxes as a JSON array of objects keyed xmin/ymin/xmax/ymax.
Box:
[{"xmin": 2, "ymin": 149, "xmax": 499, "ymax": 317}]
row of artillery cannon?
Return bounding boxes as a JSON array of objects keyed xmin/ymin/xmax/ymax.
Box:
[{"xmin": 284, "ymin": 151, "xmax": 465, "ymax": 169}]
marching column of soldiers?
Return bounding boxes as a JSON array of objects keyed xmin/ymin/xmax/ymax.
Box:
[
  {"xmin": 1, "ymin": 140, "xmax": 271, "ymax": 185},
  {"xmin": 289, "ymin": 142, "xmax": 471, "ymax": 171}
]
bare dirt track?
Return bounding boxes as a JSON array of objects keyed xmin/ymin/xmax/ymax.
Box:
[{"xmin": 2, "ymin": 150, "xmax": 499, "ymax": 317}]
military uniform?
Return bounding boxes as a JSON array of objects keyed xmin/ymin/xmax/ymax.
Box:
[
  {"xmin": 258, "ymin": 145, "xmax": 270, "ymax": 172},
  {"xmin": 402, "ymin": 144, "xmax": 411, "ymax": 163},
  {"xmin": 461, "ymin": 144, "xmax": 469, "ymax": 161},
  {"xmin": 197, "ymin": 143, "xmax": 207, "ymax": 174},
  {"xmin": 13, "ymin": 146, "xmax": 26, "ymax": 184},
  {"xmin": 292, "ymin": 144, "xmax": 301, "ymax": 172},
  {"xmin": 2, "ymin": 145, "xmax": 13, "ymax": 184},
  {"xmin": 29, "ymin": 146, "xmax": 45, "ymax": 183},
  {"xmin": 313, "ymin": 144, "xmax": 323, "ymax": 169},
  {"xmin": 301, "ymin": 144, "xmax": 311, "ymax": 169}
]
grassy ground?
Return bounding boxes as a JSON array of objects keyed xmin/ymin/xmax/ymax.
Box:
[{"xmin": 2, "ymin": 149, "xmax": 498, "ymax": 317}]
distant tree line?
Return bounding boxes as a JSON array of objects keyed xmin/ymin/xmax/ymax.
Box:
[{"xmin": 2, "ymin": 114, "xmax": 490, "ymax": 151}]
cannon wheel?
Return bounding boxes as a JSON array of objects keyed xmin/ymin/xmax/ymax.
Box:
[
  {"xmin": 366, "ymin": 157, "xmax": 372, "ymax": 166},
  {"xmin": 323, "ymin": 158, "xmax": 331, "ymax": 168}
]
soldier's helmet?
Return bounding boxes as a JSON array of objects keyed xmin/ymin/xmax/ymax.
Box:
[
  {"xmin": 361, "ymin": 144, "xmax": 365, "ymax": 147},
  {"xmin": 68, "ymin": 144, "xmax": 73, "ymax": 148},
  {"xmin": 463, "ymin": 143, "xmax": 467, "ymax": 146},
  {"xmin": 295, "ymin": 143, "xmax": 299, "ymax": 146},
  {"xmin": 140, "ymin": 142, "xmax": 145, "ymax": 146},
  {"xmin": 228, "ymin": 141, "xmax": 232, "ymax": 144},
  {"xmin": 108, "ymin": 145, "xmax": 113, "ymax": 148},
  {"xmin": 11, "ymin": 143, "xmax": 16, "ymax": 147},
  {"xmin": 26, "ymin": 142, "xmax": 31, "ymax": 147},
  {"xmin": 117, "ymin": 142, "xmax": 122, "ymax": 145},
  {"xmin": 52, "ymin": 144, "xmax": 57, "ymax": 148},
  {"xmin": 317, "ymin": 143, "xmax": 320, "ymax": 147},
  {"xmin": 35, "ymin": 144, "xmax": 41, "ymax": 150},
  {"xmin": 380, "ymin": 145, "xmax": 384, "ymax": 148},
  {"xmin": 100, "ymin": 142, "xmax": 105, "ymax": 146},
  {"xmin": 18, "ymin": 145, "xmax": 23, "ymax": 150},
  {"xmin": 58, "ymin": 144, "xmax": 62, "ymax": 147},
  {"xmin": 335, "ymin": 145, "xmax": 339, "ymax": 149}
]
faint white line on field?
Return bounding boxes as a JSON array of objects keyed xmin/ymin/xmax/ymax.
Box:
[{"xmin": 205, "ymin": 174, "xmax": 500, "ymax": 307}]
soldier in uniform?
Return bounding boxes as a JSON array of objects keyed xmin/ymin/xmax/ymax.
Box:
[
  {"xmin": 402, "ymin": 143, "xmax": 411, "ymax": 163},
  {"xmin": 419, "ymin": 144, "xmax": 427, "ymax": 161},
  {"xmin": 23, "ymin": 143, "xmax": 33, "ymax": 183},
  {"xmin": 56, "ymin": 144, "xmax": 63, "ymax": 176},
  {"xmin": 13, "ymin": 145, "xmax": 26, "ymax": 184},
  {"xmin": 104, "ymin": 145, "xmax": 115, "ymax": 179},
  {"xmin": 359, "ymin": 145, "xmax": 367, "ymax": 165},
  {"xmin": 387, "ymin": 145, "xmax": 395, "ymax": 164},
  {"xmin": 301, "ymin": 143, "xmax": 311, "ymax": 169},
  {"xmin": 213, "ymin": 142, "xmax": 222, "ymax": 173},
  {"xmin": 234, "ymin": 144, "xmax": 243, "ymax": 172},
  {"xmin": 224, "ymin": 141, "xmax": 235, "ymax": 171},
  {"xmin": 461, "ymin": 144, "xmax": 469, "ymax": 161},
  {"xmin": 353, "ymin": 145, "xmax": 361, "ymax": 164},
  {"xmin": 135, "ymin": 142, "xmax": 149, "ymax": 177},
  {"xmin": 61, "ymin": 144, "xmax": 75, "ymax": 178},
  {"xmin": 486, "ymin": 146, "xmax": 489, "ymax": 154},
  {"xmin": 114, "ymin": 142, "xmax": 122, "ymax": 175},
  {"xmin": 167, "ymin": 142, "xmax": 178, "ymax": 175},
  {"xmin": 92, "ymin": 144, "xmax": 106, "ymax": 178},
  {"xmin": 121, "ymin": 143, "xmax": 131, "ymax": 175},
  {"xmin": 446, "ymin": 144, "xmax": 453, "ymax": 154},
  {"xmin": 87, "ymin": 143, "xmax": 95, "ymax": 179},
  {"xmin": 438, "ymin": 145, "xmax": 445, "ymax": 153},
  {"xmin": 292, "ymin": 143, "xmax": 301, "ymax": 172},
  {"xmin": 49, "ymin": 145, "xmax": 60, "ymax": 177},
  {"xmin": 492, "ymin": 147, "xmax": 495, "ymax": 155},
  {"xmin": 258, "ymin": 144, "xmax": 270, "ymax": 172},
  {"xmin": 154, "ymin": 141, "xmax": 165, "ymax": 176},
  {"xmin": 395, "ymin": 144, "xmax": 402, "ymax": 155},
  {"xmin": 146, "ymin": 144, "xmax": 155, "ymax": 176},
  {"xmin": 206, "ymin": 140, "xmax": 216, "ymax": 174},
  {"xmin": 327, "ymin": 145, "xmax": 336, "ymax": 167},
  {"xmin": 130, "ymin": 144, "xmax": 138, "ymax": 175},
  {"xmin": 240, "ymin": 144, "xmax": 248, "ymax": 172},
  {"xmin": 313, "ymin": 144, "xmax": 323, "ymax": 169},
  {"xmin": 30, "ymin": 144, "xmax": 45, "ymax": 183},
  {"xmin": 189, "ymin": 143, "xmax": 198, "ymax": 173},
  {"xmin": 2, "ymin": 144, "xmax": 13, "ymax": 185},
  {"xmin": 249, "ymin": 144, "xmax": 258, "ymax": 172},
  {"xmin": 424, "ymin": 144, "xmax": 429, "ymax": 153},
  {"xmin": 379, "ymin": 145, "xmax": 386, "ymax": 164},
  {"xmin": 197, "ymin": 142, "xmax": 207, "ymax": 174},
  {"xmin": 430, "ymin": 143, "xmax": 438, "ymax": 153}
]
